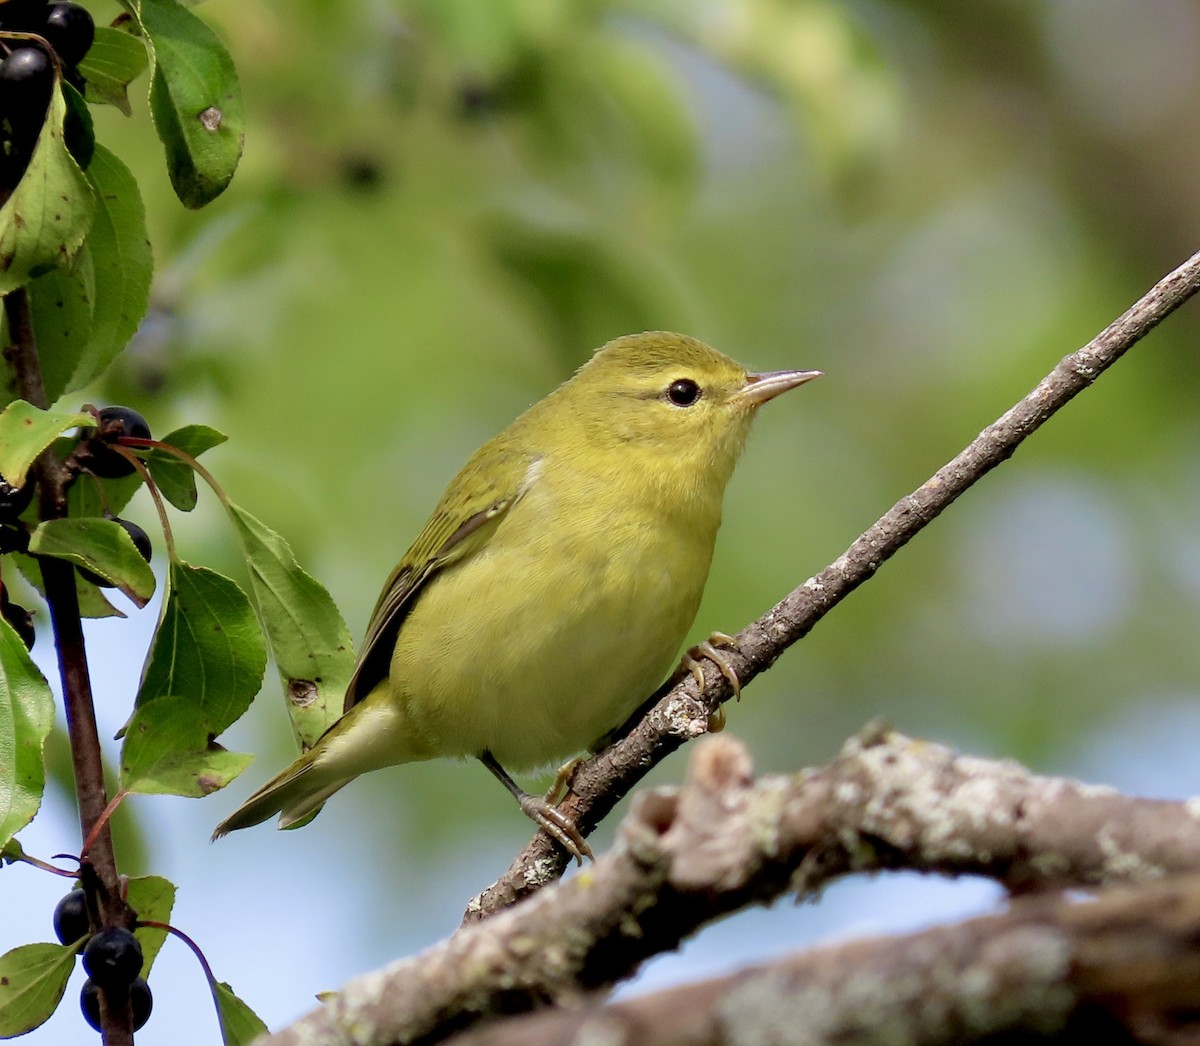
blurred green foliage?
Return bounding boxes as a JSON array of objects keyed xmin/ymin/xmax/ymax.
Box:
[{"xmin": 62, "ymin": 0, "xmax": 1199, "ymax": 921}]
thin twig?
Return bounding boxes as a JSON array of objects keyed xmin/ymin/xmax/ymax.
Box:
[{"xmin": 466, "ymin": 248, "xmax": 1200, "ymax": 921}]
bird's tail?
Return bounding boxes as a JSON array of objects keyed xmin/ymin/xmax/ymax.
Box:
[
  {"xmin": 211, "ymin": 748, "xmax": 351, "ymax": 839},
  {"xmin": 212, "ymin": 688, "xmax": 418, "ymax": 839}
]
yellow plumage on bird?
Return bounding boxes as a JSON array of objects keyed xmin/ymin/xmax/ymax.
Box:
[{"xmin": 213, "ymin": 332, "xmax": 820, "ymax": 859}]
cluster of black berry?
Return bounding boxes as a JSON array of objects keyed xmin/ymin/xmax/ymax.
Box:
[
  {"xmin": 75, "ymin": 405, "xmax": 156, "ymax": 587},
  {"xmin": 0, "ymin": 0, "xmax": 95, "ymax": 187},
  {"xmin": 0, "ymin": 405, "xmax": 155, "ymax": 648},
  {"xmin": 53, "ymin": 890, "xmax": 153, "ymax": 1033}
]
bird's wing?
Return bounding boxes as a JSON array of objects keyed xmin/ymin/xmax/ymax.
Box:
[{"xmin": 342, "ymin": 445, "xmax": 538, "ymax": 710}]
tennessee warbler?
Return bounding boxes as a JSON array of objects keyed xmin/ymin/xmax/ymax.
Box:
[{"xmin": 213, "ymin": 332, "xmax": 820, "ymax": 859}]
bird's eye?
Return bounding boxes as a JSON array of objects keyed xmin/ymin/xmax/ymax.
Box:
[{"xmin": 666, "ymin": 378, "xmax": 701, "ymax": 407}]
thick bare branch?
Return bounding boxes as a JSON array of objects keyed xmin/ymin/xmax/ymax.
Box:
[
  {"xmin": 449, "ymin": 872, "xmax": 1200, "ymax": 1046},
  {"xmin": 260, "ymin": 728, "xmax": 1200, "ymax": 1046},
  {"xmin": 467, "ymin": 248, "xmax": 1200, "ymax": 919}
]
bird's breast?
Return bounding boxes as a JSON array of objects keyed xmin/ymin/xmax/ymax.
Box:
[{"xmin": 389, "ymin": 465, "xmax": 722, "ymax": 770}]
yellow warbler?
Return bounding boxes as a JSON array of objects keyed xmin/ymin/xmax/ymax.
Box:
[{"xmin": 213, "ymin": 332, "xmax": 820, "ymax": 858}]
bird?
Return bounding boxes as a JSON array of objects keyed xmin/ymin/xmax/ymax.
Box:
[{"xmin": 212, "ymin": 332, "xmax": 820, "ymax": 859}]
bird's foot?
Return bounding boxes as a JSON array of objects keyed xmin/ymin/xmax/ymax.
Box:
[
  {"xmin": 518, "ymin": 791, "xmax": 593, "ymax": 865},
  {"xmin": 545, "ymin": 756, "xmax": 584, "ymax": 805},
  {"xmin": 480, "ymin": 749, "xmax": 594, "ymax": 864},
  {"xmin": 680, "ymin": 632, "xmax": 741, "ymax": 734},
  {"xmin": 681, "ymin": 631, "xmax": 742, "ymax": 699}
]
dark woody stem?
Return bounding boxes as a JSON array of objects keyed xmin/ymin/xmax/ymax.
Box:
[{"xmin": 4, "ymin": 287, "xmax": 133, "ymax": 1046}]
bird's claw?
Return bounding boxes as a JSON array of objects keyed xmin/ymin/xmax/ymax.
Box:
[
  {"xmin": 519, "ymin": 792, "xmax": 593, "ymax": 865},
  {"xmin": 545, "ymin": 756, "xmax": 584, "ymax": 805},
  {"xmin": 681, "ymin": 631, "xmax": 742, "ymax": 700},
  {"xmin": 480, "ymin": 750, "xmax": 593, "ymax": 864},
  {"xmin": 706, "ymin": 703, "xmax": 726, "ymax": 733}
]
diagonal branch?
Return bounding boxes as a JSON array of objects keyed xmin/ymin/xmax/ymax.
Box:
[
  {"xmin": 465, "ymin": 248, "xmax": 1200, "ymax": 921},
  {"xmin": 260, "ymin": 730, "xmax": 1200, "ymax": 1046}
]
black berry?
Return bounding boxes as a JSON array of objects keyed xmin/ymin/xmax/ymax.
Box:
[
  {"xmin": 0, "ymin": 45, "xmax": 54, "ymax": 138},
  {"xmin": 132, "ymin": 979, "xmax": 153, "ymax": 1029},
  {"xmin": 117, "ymin": 517, "xmax": 152, "ymax": 562},
  {"xmin": 42, "ymin": 2, "xmax": 94, "ymax": 67},
  {"xmin": 81, "ymin": 977, "xmax": 152, "ymax": 1033},
  {"xmin": 76, "ymin": 516, "xmax": 153, "ymax": 588},
  {"xmin": 0, "ymin": 1, "xmax": 50, "ymax": 33},
  {"xmin": 0, "ymin": 46, "xmax": 53, "ymax": 87},
  {"xmin": 83, "ymin": 406, "xmax": 152, "ymax": 479},
  {"xmin": 83, "ymin": 444, "xmax": 135, "ymax": 478},
  {"xmin": 0, "ymin": 586, "xmax": 34, "ymax": 649},
  {"xmin": 52, "ymin": 888, "xmax": 89, "ymax": 944},
  {"xmin": 78, "ymin": 980, "xmax": 100, "ymax": 1033},
  {"xmin": 0, "ymin": 525, "xmax": 29, "ymax": 555},
  {"xmin": 0, "ymin": 477, "xmax": 33, "ymax": 519},
  {"xmin": 97, "ymin": 406, "xmax": 151, "ymax": 443},
  {"xmin": 81, "ymin": 926, "xmax": 142, "ymax": 990}
]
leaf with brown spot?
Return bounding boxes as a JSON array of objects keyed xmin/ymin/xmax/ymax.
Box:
[
  {"xmin": 0, "ymin": 401, "xmax": 93, "ymax": 485},
  {"xmin": 124, "ymin": 0, "xmax": 244, "ymax": 207},
  {"xmin": 120, "ymin": 696, "xmax": 252, "ymax": 797},
  {"xmin": 226, "ymin": 504, "xmax": 354, "ymax": 751}
]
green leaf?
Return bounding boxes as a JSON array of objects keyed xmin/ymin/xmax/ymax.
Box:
[
  {"xmin": 0, "ymin": 619, "xmax": 54, "ymax": 849},
  {"xmin": 66, "ymin": 465, "xmax": 143, "ymax": 522},
  {"xmin": 64, "ymin": 423, "xmax": 224, "ymax": 520},
  {"xmin": 1, "ymin": 836, "xmax": 27, "ymax": 865},
  {"xmin": 143, "ymin": 425, "xmax": 227, "ymax": 511},
  {"xmin": 212, "ymin": 980, "xmax": 268, "ymax": 1046},
  {"xmin": 62, "ymin": 145, "xmax": 153, "ymax": 397},
  {"xmin": 79, "ymin": 26, "xmax": 151, "ymax": 115},
  {"xmin": 61, "ymin": 80, "xmax": 95, "ymax": 171},
  {"xmin": 0, "ymin": 401, "xmax": 92, "ymax": 488},
  {"xmin": 10, "ymin": 551, "xmax": 125, "ymax": 620},
  {"xmin": 227, "ymin": 504, "xmax": 355, "ymax": 750},
  {"xmin": 27, "ymin": 247, "xmax": 95, "ymax": 406},
  {"xmin": 74, "ymin": 579, "xmax": 125, "ymax": 618},
  {"xmin": 0, "ymin": 942, "xmax": 77, "ymax": 1037},
  {"xmin": 71, "ymin": 568, "xmax": 129, "ymax": 618},
  {"xmin": 28, "ymin": 517, "xmax": 155, "ymax": 607},
  {"xmin": 130, "ymin": 0, "xmax": 245, "ymax": 207},
  {"xmin": 119, "ymin": 696, "xmax": 253, "ymax": 797},
  {"xmin": 11, "ymin": 550, "xmax": 125, "ymax": 620},
  {"xmin": 0, "ymin": 83, "xmax": 96, "ymax": 295},
  {"xmin": 126, "ymin": 874, "xmax": 175, "ymax": 975},
  {"xmin": 137, "ymin": 561, "xmax": 266, "ymax": 736}
]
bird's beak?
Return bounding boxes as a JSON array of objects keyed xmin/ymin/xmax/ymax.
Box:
[{"xmin": 738, "ymin": 368, "xmax": 823, "ymax": 407}]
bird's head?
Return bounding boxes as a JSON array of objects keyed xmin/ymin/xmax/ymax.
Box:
[{"xmin": 556, "ymin": 332, "xmax": 821, "ymax": 484}]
